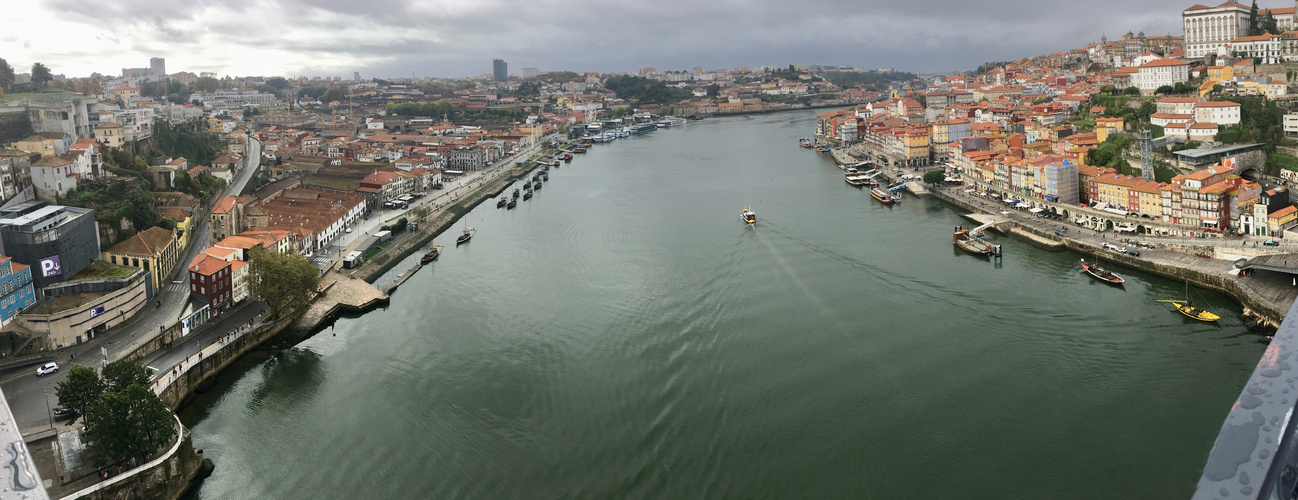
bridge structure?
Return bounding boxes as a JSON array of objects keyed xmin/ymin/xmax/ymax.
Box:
[{"xmin": 1198, "ymin": 257, "xmax": 1298, "ymax": 499}]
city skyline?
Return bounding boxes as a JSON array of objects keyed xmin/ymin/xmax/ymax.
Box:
[{"xmin": 4, "ymin": 0, "xmax": 1196, "ymax": 79}]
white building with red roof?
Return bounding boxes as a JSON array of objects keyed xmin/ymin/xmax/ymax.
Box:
[{"xmin": 1183, "ymin": 2, "xmax": 1254, "ymax": 59}]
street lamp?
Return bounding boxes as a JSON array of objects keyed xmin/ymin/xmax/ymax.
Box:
[{"xmin": 43, "ymin": 390, "xmax": 52, "ymax": 430}]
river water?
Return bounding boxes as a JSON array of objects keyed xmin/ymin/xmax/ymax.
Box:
[{"xmin": 180, "ymin": 110, "xmax": 1265, "ymax": 498}]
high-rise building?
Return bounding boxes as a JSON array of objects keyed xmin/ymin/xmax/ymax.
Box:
[
  {"xmin": 493, "ymin": 59, "xmax": 508, "ymax": 81},
  {"xmin": 149, "ymin": 57, "xmax": 165, "ymax": 77},
  {"xmin": 354, "ymin": 71, "xmax": 361, "ymax": 81}
]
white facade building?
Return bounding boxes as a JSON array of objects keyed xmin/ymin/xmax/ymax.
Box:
[
  {"xmin": 1194, "ymin": 101, "xmax": 1242, "ymax": 125},
  {"xmin": 1182, "ymin": 2, "xmax": 1252, "ymax": 59}
]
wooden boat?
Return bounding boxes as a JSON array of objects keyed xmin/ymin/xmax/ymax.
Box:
[
  {"xmin": 523, "ymin": 189, "xmax": 533, "ymax": 200},
  {"xmin": 512, "ymin": 188, "xmax": 520, "ymax": 199},
  {"xmin": 870, "ymin": 187, "xmax": 896, "ymax": 204},
  {"xmin": 507, "ymin": 198, "xmax": 517, "ymax": 209},
  {"xmin": 564, "ymin": 153, "xmax": 573, "ymax": 161},
  {"xmin": 420, "ymin": 245, "xmax": 443, "ymax": 264},
  {"xmin": 741, "ymin": 207, "xmax": 757, "ymax": 224},
  {"xmin": 953, "ymin": 223, "xmax": 997, "ymax": 256},
  {"xmin": 533, "ymin": 180, "xmax": 542, "ymax": 190},
  {"xmin": 1079, "ymin": 258, "xmax": 1124, "ymax": 284},
  {"xmin": 1157, "ymin": 282, "xmax": 1219, "ymax": 321},
  {"xmin": 455, "ymin": 224, "xmax": 473, "ymax": 245},
  {"xmin": 497, "ymin": 197, "xmax": 507, "ymax": 208},
  {"xmin": 845, "ymin": 175, "xmax": 866, "ymax": 187},
  {"xmin": 799, "ymin": 138, "xmax": 813, "ymax": 148}
]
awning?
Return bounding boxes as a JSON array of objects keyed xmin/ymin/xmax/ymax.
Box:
[{"xmin": 1029, "ymin": 207, "xmax": 1044, "ymax": 213}]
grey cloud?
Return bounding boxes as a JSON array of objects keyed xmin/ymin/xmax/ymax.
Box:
[{"xmin": 21, "ymin": 0, "xmax": 1199, "ymax": 77}]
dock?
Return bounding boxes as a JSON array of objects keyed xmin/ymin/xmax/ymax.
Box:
[{"xmin": 294, "ymin": 272, "xmax": 389, "ymax": 331}]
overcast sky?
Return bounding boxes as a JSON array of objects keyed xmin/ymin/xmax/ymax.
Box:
[{"xmin": 3, "ymin": 0, "xmax": 1196, "ymax": 79}]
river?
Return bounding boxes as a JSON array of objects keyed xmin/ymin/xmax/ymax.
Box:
[{"xmin": 179, "ymin": 110, "xmax": 1264, "ymax": 498}]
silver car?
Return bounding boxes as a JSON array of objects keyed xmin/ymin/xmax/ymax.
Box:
[{"xmin": 36, "ymin": 362, "xmax": 58, "ymax": 376}]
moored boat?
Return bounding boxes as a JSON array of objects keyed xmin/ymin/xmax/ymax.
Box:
[
  {"xmin": 1157, "ymin": 282, "xmax": 1219, "ymax": 321},
  {"xmin": 497, "ymin": 197, "xmax": 507, "ymax": 208},
  {"xmin": 507, "ymin": 198, "xmax": 517, "ymax": 209},
  {"xmin": 512, "ymin": 188, "xmax": 520, "ymax": 199},
  {"xmin": 455, "ymin": 225, "xmax": 473, "ymax": 245},
  {"xmin": 564, "ymin": 153, "xmax": 573, "ymax": 161},
  {"xmin": 420, "ymin": 245, "xmax": 443, "ymax": 264},
  {"xmin": 953, "ymin": 224, "xmax": 997, "ymax": 255},
  {"xmin": 533, "ymin": 180, "xmax": 542, "ymax": 190},
  {"xmin": 870, "ymin": 187, "xmax": 896, "ymax": 204},
  {"xmin": 523, "ymin": 189, "xmax": 533, "ymax": 200},
  {"xmin": 742, "ymin": 207, "xmax": 757, "ymax": 224},
  {"xmin": 799, "ymin": 138, "xmax": 813, "ymax": 148},
  {"xmin": 1079, "ymin": 258, "xmax": 1124, "ymax": 284}
]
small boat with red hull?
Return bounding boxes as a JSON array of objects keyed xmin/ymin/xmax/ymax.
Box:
[{"xmin": 1079, "ymin": 258, "xmax": 1124, "ymax": 284}]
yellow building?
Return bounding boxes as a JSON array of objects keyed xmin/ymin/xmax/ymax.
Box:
[
  {"xmin": 902, "ymin": 126, "xmax": 930, "ymax": 166},
  {"xmin": 1206, "ymin": 66, "xmax": 1233, "ymax": 83},
  {"xmin": 102, "ymin": 226, "xmax": 180, "ymax": 291},
  {"xmin": 1095, "ymin": 117, "xmax": 1124, "ymax": 143}
]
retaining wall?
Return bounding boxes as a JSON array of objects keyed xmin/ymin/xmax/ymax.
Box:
[{"xmin": 59, "ymin": 416, "xmax": 201, "ymax": 500}]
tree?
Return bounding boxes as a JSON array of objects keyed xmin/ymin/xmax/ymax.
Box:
[
  {"xmin": 102, "ymin": 360, "xmax": 152, "ymax": 393},
  {"xmin": 30, "ymin": 62, "xmax": 52, "ymax": 87},
  {"xmin": 1173, "ymin": 82, "xmax": 1189, "ymax": 94},
  {"xmin": 1155, "ymin": 85, "xmax": 1174, "ymax": 95},
  {"xmin": 1249, "ymin": 1, "xmax": 1260, "ymax": 35},
  {"xmin": 0, "ymin": 58, "xmax": 13, "ymax": 91},
  {"xmin": 55, "ymin": 364, "xmax": 104, "ymax": 420},
  {"xmin": 193, "ymin": 76, "xmax": 220, "ymax": 93},
  {"xmin": 1123, "ymin": 86, "xmax": 1140, "ymax": 95},
  {"xmin": 1261, "ymin": 11, "xmax": 1281, "ymax": 34},
  {"xmin": 264, "ymin": 77, "xmax": 289, "ymax": 90},
  {"xmin": 321, "ymin": 86, "xmax": 345, "ymax": 102},
  {"xmin": 84, "ymin": 384, "xmax": 173, "ymax": 464},
  {"xmin": 922, "ymin": 170, "xmax": 946, "ymax": 185},
  {"xmin": 246, "ymin": 246, "xmax": 318, "ymax": 318},
  {"xmin": 706, "ymin": 83, "xmax": 720, "ymax": 97},
  {"xmin": 1099, "ymin": 84, "xmax": 1116, "ymax": 95}
]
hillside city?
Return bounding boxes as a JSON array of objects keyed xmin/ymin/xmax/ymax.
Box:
[{"xmin": 6, "ymin": 0, "xmax": 1298, "ymax": 498}]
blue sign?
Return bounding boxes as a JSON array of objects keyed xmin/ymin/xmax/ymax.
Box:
[{"xmin": 89, "ymin": 306, "xmax": 105, "ymax": 318}]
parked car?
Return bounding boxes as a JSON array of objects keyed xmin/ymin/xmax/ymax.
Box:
[
  {"xmin": 1102, "ymin": 242, "xmax": 1127, "ymax": 253},
  {"xmin": 36, "ymin": 362, "xmax": 58, "ymax": 376},
  {"xmin": 1265, "ymin": 239, "xmax": 1280, "ymax": 246},
  {"xmin": 53, "ymin": 407, "xmax": 74, "ymax": 420},
  {"xmin": 1127, "ymin": 249, "xmax": 1141, "ymax": 257}
]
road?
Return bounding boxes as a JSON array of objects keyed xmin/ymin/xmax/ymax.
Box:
[
  {"xmin": 0, "ymin": 138, "xmax": 263, "ymax": 433},
  {"xmin": 316, "ymin": 135, "xmax": 555, "ymax": 269}
]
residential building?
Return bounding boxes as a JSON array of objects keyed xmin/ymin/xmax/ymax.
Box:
[
  {"xmin": 188, "ymin": 253, "xmax": 232, "ymax": 311},
  {"xmin": 1230, "ymin": 33, "xmax": 1284, "ymax": 64},
  {"xmin": 1285, "ymin": 112, "xmax": 1298, "ymax": 137},
  {"xmin": 210, "ymin": 196, "xmax": 244, "ymax": 243},
  {"xmin": 102, "ymin": 226, "xmax": 180, "ymax": 291},
  {"xmin": 1095, "ymin": 117, "xmax": 1125, "ymax": 143},
  {"xmin": 29, "ymin": 155, "xmax": 76, "ymax": 202},
  {"xmin": 1133, "ymin": 59, "xmax": 1189, "ymax": 93},
  {"xmin": 1194, "ymin": 101, "xmax": 1242, "ymax": 125},
  {"xmin": 94, "ymin": 122, "xmax": 124, "ymax": 148},
  {"xmin": 0, "ymin": 256, "xmax": 36, "ymax": 327}
]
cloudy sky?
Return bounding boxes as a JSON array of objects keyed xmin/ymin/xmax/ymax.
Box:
[{"xmin": 3, "ymin": 0, "xmax": 1195, "ymax": 79}]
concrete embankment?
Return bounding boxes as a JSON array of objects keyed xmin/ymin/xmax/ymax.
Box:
[
  {"xmin": 56, "ymin": 416, "xmax": 203, "ymax": 500},
  {"xmin": 927, "ymin": 185, "xmax": 1289, "ymax": 330}
]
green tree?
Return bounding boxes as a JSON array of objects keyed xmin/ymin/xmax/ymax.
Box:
[
  {"xmin": 264, "ymin": 77, "xmax": 289, "ymax": 90},
  {"xmin": 1123, "ymin": 86, "xmax": 1140, "ymax": 95},
  {"xmin": 321, "ymin": 86, "xmax": 345, "ymax": 102},
  {"xmin": 0, "ymin": 58, "xmax": 13, "ymax": 91},
  {"xmin": 1099, "ymin": 84, "xmax": 1116, "ymax": 95},
  {"xmin": 1155, "ymin": 85, "xmax": 1174, "ymax": 95},
  {"xmin": 84, "ymin": 384, "xmax": 174, "ymax": 464},
  {"xmin": 1135, "ymin": 101, "xmax": 1156, "ymax": 121},
  {"xmin": 102, "ymin": 360, "xmax": 152, "ymax": 393},
  {"xmin": 922, "ymin": 170, "xmax": 946, "ymax": 185},
  {"xmin": 1262, "ymin": 11, "xmax": 1281, "ymax": 34},
  {"xmin": 193, "ymin": 76, "xmax": 220, "ymax": 93},
  {"xmin": 706, "ymin": 83, "xmax": 720, "ymax": 97},
  {"xmin": 55, "ymin": 364, "xmax": 104, "ymax": 421},
  {"xmin": 246, "ymin": 246, "xmax": 319, "ymax": 318},
  {"xmin": 1249, "ymin": 0, "xmax": 1261, "ymax": 35},
  {"xmin": 30, "ymin": 62, "xmax": 52, "ymax": 87}
]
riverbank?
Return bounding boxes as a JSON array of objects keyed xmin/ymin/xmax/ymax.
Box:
[{"xmin": 925, "ymin": 182, "xmax": 1291, "ymax": 330}]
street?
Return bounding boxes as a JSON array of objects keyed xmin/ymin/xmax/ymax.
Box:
[{"xmin": 0, "ymin": 138, "xmax": 263, "ymax": 433}]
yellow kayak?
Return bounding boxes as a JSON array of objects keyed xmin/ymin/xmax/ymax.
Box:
[{"xmin": 1157, "ymin": 300, "xmax": 1220, "ymax": 322}]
